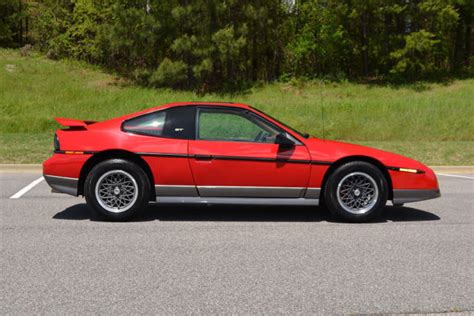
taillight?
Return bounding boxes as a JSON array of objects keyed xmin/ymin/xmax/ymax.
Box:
[{"xmin": 54, "ymin": 133, "xmax": 60, "ymax": 151}]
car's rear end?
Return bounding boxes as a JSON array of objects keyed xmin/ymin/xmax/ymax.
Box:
[{"xmin": 43, "ymin": 118, "xmax": 97, "ymax": 196}]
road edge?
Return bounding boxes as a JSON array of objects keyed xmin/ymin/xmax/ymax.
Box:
[{"xmin": 0, "ymin": 164, "xmax": 44, "ymax": 173}]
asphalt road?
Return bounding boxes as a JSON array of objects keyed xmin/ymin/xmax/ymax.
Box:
[{"xmin": 1, "ymin": 172, "xmax": 473, "ymax": 314}]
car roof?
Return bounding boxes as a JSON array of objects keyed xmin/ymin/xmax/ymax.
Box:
[
  {"xmin": 152, "ymin": 101, "xmax": 251, "ymax": 110},
  {"xmin": 110, "ymin": 102, "xmax": 253, "ymax": 124},
  {"xmin": 129, "ymin": 102, "xmax": 252, "ymax": 118}
]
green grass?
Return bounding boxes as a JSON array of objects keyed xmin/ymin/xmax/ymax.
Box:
[{"xmin": 1, "ymin": 48, "xmax": 473, "ymax": 164}]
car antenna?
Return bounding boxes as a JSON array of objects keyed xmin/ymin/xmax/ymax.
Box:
[{"xmin": 320, "ymin": 79, "xmax": 326, "ymax": 140}]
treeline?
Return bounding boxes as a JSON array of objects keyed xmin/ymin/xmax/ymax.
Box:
[{"xmin": 1, "ymin": 0, "xmax": 472, "ymax": 90}]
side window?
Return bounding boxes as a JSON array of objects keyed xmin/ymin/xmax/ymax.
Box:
[
  {"xmin": 197, "ymin": 108, "xmax": 281, "ymax": 143},
  {"xmin": 123, "ymin": 106, "xmax": 195, "ymax": 139},
  {"xmin": 123, "ymin": 111, "xmax": 166, "ymax": 137}
]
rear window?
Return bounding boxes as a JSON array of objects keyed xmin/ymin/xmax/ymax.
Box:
[{"xmin": 123, "ymin": 106, "xmax": 196, "ymax": 140}]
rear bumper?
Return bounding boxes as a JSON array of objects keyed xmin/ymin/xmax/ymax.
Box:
[
  {"xmin": 43, "ymin": 174, "xmax": 79, "ymax": 196},
  {"xmin": 392, "ymin": 189, "xmax": 441, "ymax": 204},
  {"xmin": 43, "ymin": 152, "xmax": 90, "ymax": 196}
]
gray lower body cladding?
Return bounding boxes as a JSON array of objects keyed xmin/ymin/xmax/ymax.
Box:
[
  {"xmin": 154, "ymin": 196, "xmax": 319, "ymax": 206},
  {"xmin": 44, "ymin": 174, "xmax": 79, "ymax": 196},
  {"xmin": 155, "ymin": 185, "xmax": 321, "ymax": 199},
  {"xmin": 153, "ymin": 185, "xmax": 320, "ymax": 205},
  {"xmin": 392, "ymin": 189, "xmax": 441, "ymax": 204}
]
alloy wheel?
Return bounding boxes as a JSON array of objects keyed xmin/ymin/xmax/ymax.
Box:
[
  {"xmin": 95, "ymin": 170, "xmax": 139, "ymax": 213},
  {"xmin": 336, "ymin": 172, "xmax": 379, "ymax": 215}
]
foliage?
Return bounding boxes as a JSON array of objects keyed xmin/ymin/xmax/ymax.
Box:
[
  {"xmin": 1, "ymin": 0, "xmax": 472, "ymax": 90},
  {"xmin": 0, "ymin": 0, "xmax": 23, "ymax": 47},
  {"xmin": 389, "ymin": 0, "xmax": 460, "ymax": 80},
  {"xmin": 287, "ymin": 0, "xmax": 465, "ymax": 80},
  {"xmin": 390, "ymin": 30, "xmax": 440, "ymax": 79},
  {"xmin": 287, "ymin": 0, "xmax": 351, "ymax": 78},
  {"xmin": 150, "ymin": 58, "xmax": 188, "ymax": 87}
]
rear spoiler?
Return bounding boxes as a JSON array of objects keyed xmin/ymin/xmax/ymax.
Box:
[{"xmin": 55, "ymin": 117, "xmax": 97, "ymax": 129}]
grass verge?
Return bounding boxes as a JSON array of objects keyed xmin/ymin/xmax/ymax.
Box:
[{"xmin": 1, "ymin": 48, "xmax": 473, "ymax": 164}]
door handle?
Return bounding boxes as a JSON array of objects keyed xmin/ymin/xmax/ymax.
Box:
[{"xmin": 194, "ymin": 154, "xmax": 213, "ymax": 161}]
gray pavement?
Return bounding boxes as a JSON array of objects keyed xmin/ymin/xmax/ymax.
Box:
[{"xmin": 0, "ymin": 172, "xmax": 473, "ymax": 314}]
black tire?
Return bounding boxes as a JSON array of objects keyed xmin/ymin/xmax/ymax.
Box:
[
  {"xmin": 84, "ymin": 159, "xmax": 150, "ymax": 221},
  {"xmin": 324, "ymin": 161, "xmax": 388, "ymax": 223}
]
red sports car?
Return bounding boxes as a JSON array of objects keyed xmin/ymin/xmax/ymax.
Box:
[{"xmin": 43, "ymin": 102, "xmax": 440, "ymax": 222}]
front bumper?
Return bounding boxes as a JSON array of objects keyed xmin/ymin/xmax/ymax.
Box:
[
  {"xmin": 43, "ymin": 174, "xmax": 79, "ymax": 196},
  {"xmin": 392, "ymin": 189, "xmax": 441, "ymax": 204}
]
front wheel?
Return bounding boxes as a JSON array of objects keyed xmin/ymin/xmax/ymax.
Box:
[
  {"xmin": 84, "ymin": 159, "xmax": 150, "ymax": 221},
  {"xmin": 324, "ymin": 161, "xmax": 388, "ymax": 222}
]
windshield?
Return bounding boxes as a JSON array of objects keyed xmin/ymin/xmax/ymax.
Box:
[{"xmin": 249, "ymin": 106, "xmax": 309, "ymax": 138}]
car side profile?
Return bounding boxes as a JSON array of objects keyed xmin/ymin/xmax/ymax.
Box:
[{"xmin": 43, "ymin": 102, "xmax": 440, "ymax": 222}]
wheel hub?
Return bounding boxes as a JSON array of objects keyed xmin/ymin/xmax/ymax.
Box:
[
  {"xmin": 353, "ymin": 188, "xmax": 361, "ymax": 197},
  {"xmin": 113, "ymin": 186, "xmax": 120, "ymax": 195}
]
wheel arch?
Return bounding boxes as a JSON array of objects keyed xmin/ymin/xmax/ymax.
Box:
[
  {"xmin": 321, "ymin": 155, "xmax": 393, "ymax": 200},
  {"xmin": 78, "ymin": 149, "xmax": 155, "ymax": 201}
]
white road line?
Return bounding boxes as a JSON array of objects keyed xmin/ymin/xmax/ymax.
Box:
[
  {"xmin": 9, "ymin": 176, "xmax": 45, "ymax": 199},
  {"xmin": 437, "ymin": 173, "xmax": 474, "ymax": 180}
]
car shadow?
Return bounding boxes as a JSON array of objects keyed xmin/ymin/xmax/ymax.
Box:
[{"xmin": 53, "ymin": 203, "xmax": 440, "ymax": 223}]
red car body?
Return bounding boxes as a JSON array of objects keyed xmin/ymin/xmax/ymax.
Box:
[{"xmin": 43, "ymin": 102, "xmax": 440, "ymax": 218}]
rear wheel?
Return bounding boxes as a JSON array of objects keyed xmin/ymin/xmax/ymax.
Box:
[
  {"xmin": 324, "ymin": 161, "xmax": 388, "ymax": 222},
  {"xmin": 84, "ymin": 159, "xmax": 150, "ymax": 221}
]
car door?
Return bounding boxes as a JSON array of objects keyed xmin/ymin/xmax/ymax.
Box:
[{"xmin": 188, "ymin": 106, "xmax": 311, "ymax": 198}]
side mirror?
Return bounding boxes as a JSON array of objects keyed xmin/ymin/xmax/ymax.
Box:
[{"xmin": 275, "ymin": 133, "xmax": 295, "ymax": 148}]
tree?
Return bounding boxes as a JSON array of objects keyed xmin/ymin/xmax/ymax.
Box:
[
  {"xmin": 0, "ymin": 0, "xmax": 25, "ymax": 47},
  {"xmin": 2, "ymin": 0, "xmax": 471, "ymax": 88}
]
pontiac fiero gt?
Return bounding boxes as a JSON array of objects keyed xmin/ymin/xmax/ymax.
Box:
[{"xmin": 43, "ymin": 102, "xmax": 440, "ymax": 222}]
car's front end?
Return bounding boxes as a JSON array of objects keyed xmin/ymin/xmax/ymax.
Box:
[
  {"xmin": 387, "ymin": 164, "xmax": 440, "ymax": 205},
  {"xmin": 304, "ymin": 138, "xmax": 441, "ymax": 206}
]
